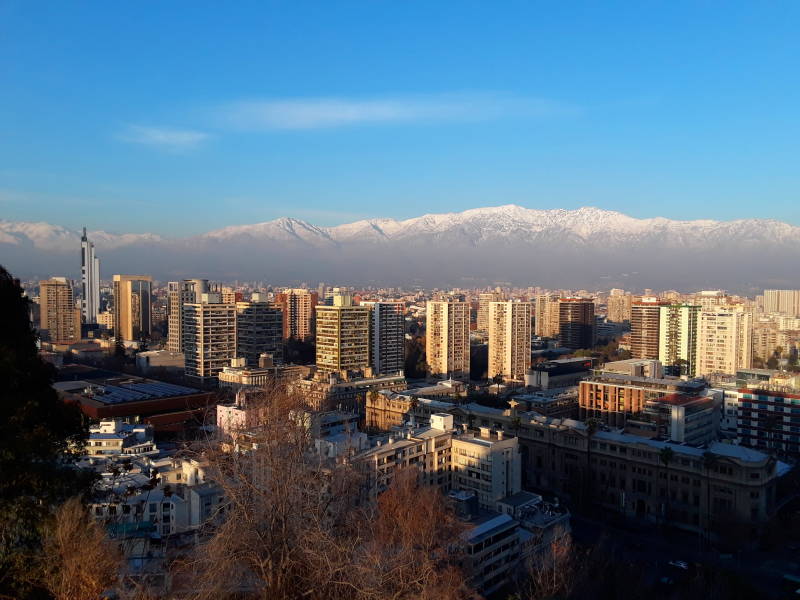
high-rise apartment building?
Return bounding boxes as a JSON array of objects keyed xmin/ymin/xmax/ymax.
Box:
[
  {"xmin": 487, "ymin": 301, "xmax": 531, "ymax": 381},
  {"xmin": 315, "ymin": 291, "xmax": 370, "ymax": 376},
  {"xmin": 39, "ymin": 277, "xmax": 80, "ymax": 343},
  {"xmin": 362, "ymin": 301, "xmax": 405, "ymax": 375},
  {"xmin": 426, "ymin": 300, "xmax": 470, "ymax": 379},
  {"xmin": 167, "ymin": 279, "xmax": 209, "ymax": 352},
  {"xmin": 696, "ymin": 307, "xmax": 753, "ymax": 376},
  {"xmin": 763, "ymin": 290, "xmax": 800, "ymax": 317},
  {"xmin": 607, "ymin": 289, "xmax": 632, "ymax": 323},
  {"xmin": 112, "ymin": 275, "xmax": 152, "ymax": 343},
  {"xmin": 183, "ymin": 293, "xmax": 237, "ymax": 384},
  {"xmin": 274, "ymin": 288, "xmax": 318, "ymax": 340},
  {"xmin": 476, "ymin": 291, "xmax": 505, "ymax": 332},
  {"xmin": 235, "ymin": 301, "xmax": 283, "ymax": 367},
  {"xmin": 557, "ymin": 298, "xmax": 595, "ymax": 350},
  {"xmin": 658, "ymin": 304, "xmax": 700, "ymax": 377},
  {"xmin": 630, "ymin": 300, "xmax": 665, "ymax": 359},
  {"xmin": 80, "ymin": 227, "xmax": 100, "ymax": 324},
  {"xmin": 534, "ymin": 294, "xmax": 560, "ymax": 338}
]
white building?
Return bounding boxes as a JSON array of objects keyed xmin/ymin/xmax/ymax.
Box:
[
  {"xmin": 488, "ymin": 301, "xmax": 532, "ymax": 382},
  {"xmin": 426, "ymin": 300, "xmax": 470, "ymax": 380},
  {"xmin": 696, "ymin": 307, "xmax": 753, "ymax": 376},
  {"xmin": 362, "ymin": 301, "xmax": 405, "ymax": 376}
]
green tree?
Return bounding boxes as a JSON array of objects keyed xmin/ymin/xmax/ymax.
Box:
[{"xmin": 0, "ymin": 265, "xmax": 92, "ymax": 598}]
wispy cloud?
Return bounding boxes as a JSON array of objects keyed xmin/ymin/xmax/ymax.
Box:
[
  {"xmin": 216, "ymin": 93, "xmax": 579, "ymax": 131},
  {"xmin": 118, "ymin": 125, "xmax": 210, "ymax": 150}
]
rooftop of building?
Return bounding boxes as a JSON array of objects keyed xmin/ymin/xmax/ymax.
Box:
[{"xmin": 55, "ymin": 374, "xmax": 202, "ymax": 406}]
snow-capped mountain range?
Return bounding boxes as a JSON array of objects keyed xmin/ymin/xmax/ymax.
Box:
[{"xmin": 2, "ymin": 205, "xmax": 798, "ymax": 291}]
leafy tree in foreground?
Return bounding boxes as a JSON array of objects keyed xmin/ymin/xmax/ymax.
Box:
[{"xmin": 0, "ymin": 265, "xmax": 92, "ymax": 599}]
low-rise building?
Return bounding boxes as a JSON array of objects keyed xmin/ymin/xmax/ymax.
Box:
[{"xmin": 290, "ymin": 371, "xmax": 406, "ymax": 412}]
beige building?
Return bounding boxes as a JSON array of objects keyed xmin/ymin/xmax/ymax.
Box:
[
  {"xmin": 183, "ymin": 294, "xmax": 237, "ymax": 384},
  {"xmin": 488, "ymin": 301, "xmax": 531, "ymax": 382},
  {"xmin": 167, "ymin": 279, "xmax": 209, "ymax": 352},
  {"xmin": 97, "ymin": 310, "xmax": 114, "ymax": 330},
  {"xmin": 39, "ymin": 277, "xmax": 80, "ymax": 343},
  {"xmin": 631, "ymin": 300, "xmax": 665, "ymax": 359},
  {"xmin": 426, "ymin": 300, "xmax": 470, "ymax": 379},
  {"xmin": 451, "ymin": 429, "xmax": 521, "ymax": 510},
  {"xmin": 315, "ymin": 291, "xmax": 370, "ymax": 376},
  {"xmin": 534, "ymin": 294, "xmax": 560, "ymax": 338},
  {"xmin": 113, "ymin": 274, "xmax": 152, "ymax": 343},
  {"xmin": 763, "ymin": 289, "xmax": 800, "ymax": 317},
  {"xmin": 476, "ymin": 291, "xmax": 505, "ymax": 332},
  {"xmin": 291, "ymin": 372, "xmax": 406, "ymax": 412},
  {"xmin": 275, "ymin": 288, "xmax": 318, "ymax": 340},
  {"xmin": 607, "ymin": 289, "xmax": 633, "ymax": 323},
  {"xmin": 696, "ymin": 307, "xmax": 753, "ymax": 376}
]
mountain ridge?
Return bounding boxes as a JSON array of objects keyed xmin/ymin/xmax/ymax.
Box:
[{"xmin": 2, "ymin": 205, "xmax": 798, "ymax": 291}]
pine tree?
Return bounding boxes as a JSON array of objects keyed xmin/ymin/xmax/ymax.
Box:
[{"xmin": 0, "ymin": 265, "xmax": 92, "ymax": 598}]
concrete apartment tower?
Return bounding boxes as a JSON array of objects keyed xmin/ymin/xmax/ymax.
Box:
[
  {"xmin": 39, "ymin": 277, "xmax": 80, "ymax": 343},
  {"xmin": 476, "ymin": 290, "xmax": 505, "ymax": 332},
  {"xmin": 630, "ymin": 299, "xmax": 665, "ymax": 359},
  {"xmin": 426, "ymin": 299, "xmax": 470, "ymax": 380},
  {"xmin": 658, "ymin": 304, "xmax": 700, "ymax": 377},
  {"xmin": 315, "ymin": 290, "xmax": 371, "ymax": 376},
  {"xmin": 557, "ymin": 298, "xmax": 596, "ymax": 350},
  {"xmin": 763, "ymin": 289, "xmax": 800, "ymax": 317},
  {"xmin": 167, "ymin": 279, "xmax": 209, "ymax": 352},
  {"xmin": 80, "ymin": 227, "xmax": 100, "ymax": 324},
  {"xmin": 183, "ymin": 292, "xmax": 237, "ymax": 384},
  {"xmin": 534, "ymin": 294, "xmax": 560, "ymax": 338},
  {"xmin": 607, "ymin": 288, "xmax": 632, "ymax": 323},
  {"xmin": 112, "ymin": 275, "xmax": 152, "ymax": 343},
  {"xmin": 236, "ymin": 300, "xmax": 284, "ymax": 367},
  {"xmin": 488, "ymin": 301, "xmax": 532, "ymax": 382},
  {"xmin": 696, "ymin": 307, "xmax": 753, "ymax": 376},
  {"xmin": 275, "ymin": 288, "xmax": 318, "ymax": 340},
  {"xmin": 362, "ymin": 301, "xmax": 405, "ymax": 376}
]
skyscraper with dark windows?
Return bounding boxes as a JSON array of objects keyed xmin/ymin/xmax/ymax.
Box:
[{"xmin": 80, "ymin": 227, "xmax": 100, "ymax": 324}]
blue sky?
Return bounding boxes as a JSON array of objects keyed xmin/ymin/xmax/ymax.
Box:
[{"xmin": 1, "ymin": 1, "xmax": 799, "ymax": 235}]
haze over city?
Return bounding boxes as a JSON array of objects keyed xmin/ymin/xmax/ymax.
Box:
[{"xmin": 3, "ymin": 3, "xmax": 800, "ymax": 600}]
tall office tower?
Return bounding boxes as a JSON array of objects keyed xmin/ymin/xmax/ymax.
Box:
[
  {"xmin": 39, "ymin": 277, "xmax": 80, "ymax": 343},
  {"xmin": 658, "ymin": 304, "xmax": 700, "ymax": 376},
  {"xmin": 112, "ymin": 275, "xmax": 152, "ymax": 343},
  {"xmin": 696, "ymin": 307, "xmax": 753, "ymax": 376},
  {"xmin": 630, "ymin": 300, "xmax": 665, "ymax": 359},
  {"xmin": 235, "ymin": 301, "xmax": 284, "ymax": 367},
  {"xmin": 534, "ymin": 294, "xmax": 561, "ymax": 338},
  {"xmin": 362, "ymin": 301, "xmax": 405, "ymax": 375},
  {"xmin": 315, "ymin": 291, "xmax": 371, "ymax": 375},
  {"xmin": 426, "ymin": 300, "xmax": 470, "ymax": 379},
  {"xmin": 607, "ymin": 289, "xmax": 632, "ymax": 323},
  {"xmin": 275, "ymin": 288, "xmax": 318, "ymax": 340},
  {"xmin": 183, "ymin": 293, "xmax": 237, "ymax": 383},
  {"xmin": 476, "ymin": 291, "xmax": 505, "ymax": 332},
  {"xmin": 557, "ymin": 298, "xmax": 596, "ymax": 350},
  {"xmin": 79, "ymin": 227, "xmax": 100, "ymax": 324},
  {"xmin": 763, "ymin": 290, "xmax": 800, "ymax": 317},
  {"xmin": 487, "ymin": 301, "xmax": 532, "ymax": 381},
  {"xmin": 167, "ymin": 279, "xmax": 209, "ymax": 352}
]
